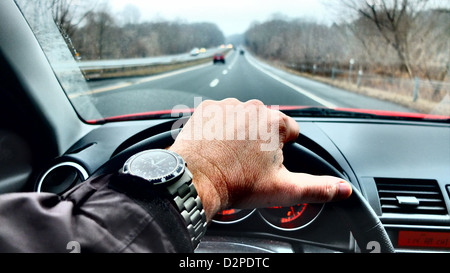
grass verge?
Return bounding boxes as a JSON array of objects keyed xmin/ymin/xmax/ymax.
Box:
[{"xmin": 276, "ymin": 63, "xmax": 449, "ymax": 116}]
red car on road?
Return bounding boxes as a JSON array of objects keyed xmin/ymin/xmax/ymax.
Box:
[{"xmin": 213, "ymin": 53, "xmax": 225, "ymax": 64}]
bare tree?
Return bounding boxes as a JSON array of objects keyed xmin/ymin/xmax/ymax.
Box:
[
  {"xmin": 334, "ymin": 0, "xmax": 434, "ymax": 78},
  {"xmin": 335, "ymin": 0, "xmax": 449, "ymax": 100},
  {"xmin": 50, "ymin": 0, "xmax": 94, "ymax": 37},
  {"xmin": 49, "ymin": 0, "xmax": 96, "ymax": 58},
  {"xmin": 408, "ymin": 9, "xmax": 450, "ymax": 99}
]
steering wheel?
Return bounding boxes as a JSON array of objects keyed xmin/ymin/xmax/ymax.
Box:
[{"xmin": 94, "ymin": 129, "xmax": 395, "ymax": 253}]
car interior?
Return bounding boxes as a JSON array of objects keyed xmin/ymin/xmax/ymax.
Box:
[{"xmin": 0, "ymin": 0, "xmax": 449, "ymax": 254}]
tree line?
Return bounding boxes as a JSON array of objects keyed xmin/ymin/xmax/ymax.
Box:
[
  {"xmin": 244, "ymin": 0, "xmax": 449, "ymax": 86},
  {"xmin": 73, "ymin": 15, "xmax": 224, "ymax": 60},
  {"xmin": 52, "ymin": 1, "xmax": 225, "ymax": 60}
]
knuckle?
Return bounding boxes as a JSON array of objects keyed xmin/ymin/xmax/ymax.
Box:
[
  {"xmin": 322, "ymin": 182, "xmax": 339, "ymax": 202},
  {"xmin": 274, "ymin": 114, "xmax": 288, "ymax": 137},
  {"xmin": 303, "ymin": 182, "xmax": 338, "ymax": 203},
  {"xmin": 244, "ymin": 99, "xmax": 264, "ymax": 107},
  {"xmin": 220, "ymin": 98, "xmax": 241, "ymax": 104}
]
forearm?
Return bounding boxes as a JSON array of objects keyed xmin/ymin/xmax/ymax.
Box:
[{"xmin": 0, "ymin": 174, "xmax": 193, "ymax": 253}]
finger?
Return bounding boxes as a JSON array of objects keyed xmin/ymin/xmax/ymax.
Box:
[
  {"xmin": 279, "ymin": 111, "xmax": 299, "ymax": 143},
  {"xmin": 271, "ymin": 168, "xmax": 353, "ymax": 206}
]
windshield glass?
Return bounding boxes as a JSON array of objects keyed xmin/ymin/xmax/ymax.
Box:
[{"xmin": 15, "ymin": 0, "xmax": 450, "ymax": 122}]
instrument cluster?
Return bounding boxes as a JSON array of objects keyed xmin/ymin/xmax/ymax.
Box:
[{"xmin": 212, "ymin": 203, "xmax": 324, "ymax": 231}]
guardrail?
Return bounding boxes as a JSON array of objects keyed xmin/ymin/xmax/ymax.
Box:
[
  {"xmin": 286, "ymin": 63, "xmax": 450, "ymax": 103},
  {"xmin": 78, "ymin": 48, "xmax": 230, "ymax": 80}
]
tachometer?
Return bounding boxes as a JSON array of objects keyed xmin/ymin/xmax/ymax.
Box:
[
  {"xmin": 259, "ymin": 203, "xmax": 323, "ymax": 230},
  {"xmin": 213, "ymin": 208, "xmax": 255, "ymax": 224}
]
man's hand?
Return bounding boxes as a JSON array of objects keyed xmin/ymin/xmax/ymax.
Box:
[{"xmin": 169, "ymin": 98, "xmax": 352, "ymax": 222}]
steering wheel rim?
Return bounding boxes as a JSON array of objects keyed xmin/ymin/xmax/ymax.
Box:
[
  {"xmin": 283, "ymin": 142, "xmax": 395, "ymax": 253},
  {"xmin": 94, "ymin": 129, "xmax": 395, "ymax": 253}
]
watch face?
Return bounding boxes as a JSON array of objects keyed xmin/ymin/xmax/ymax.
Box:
[{"xmin": 126, "ymin": 149, "xmax": 185, "ymax": 184}]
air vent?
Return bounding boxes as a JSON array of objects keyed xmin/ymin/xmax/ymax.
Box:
[
  {"xmin": 375, "ymin": 178, "xmax": 447, "ymax": 215},
  {"xmin": 36, "ymin": 162, "xmax": 89, "ymax": 194}
]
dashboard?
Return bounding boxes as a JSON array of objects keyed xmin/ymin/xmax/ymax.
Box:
[
  {"xmin": 1, "ymin": 0, "xmax": 448, "ymax": 254},
  {"xmin": 33, "ymin": 116, "xmax": 450, "ymax": 253}
]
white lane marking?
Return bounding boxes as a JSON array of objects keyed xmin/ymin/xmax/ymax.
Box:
[
  {"xmin": 210, "ymin": 78, "xmax": 219, "ymax": 87},
  {"xmin": 246, "ymin": 55, "xmax": 336, "ymax": 108},
  {"xmin": 135, "ymin": 62, "xmax": 211, "ymax": 84},
  {"xmin": 68, "ymin": 62, "xmax": 212, "ymax": 99},
  {"xmin": 222, "ymin": 70, "xmax": 228, "ymax": 75},
  {"xmin": 227, "ymin": 51, "xmax": 239, "ymax": 70}
]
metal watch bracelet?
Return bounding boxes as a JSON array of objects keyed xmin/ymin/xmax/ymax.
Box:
[{"xmin": 166, "ymin": 168, "xmax": 207, "ymax": 249}]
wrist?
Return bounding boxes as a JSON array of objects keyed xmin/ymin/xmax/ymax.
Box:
[
  {"xmin": 190, "ymin": 169, "xmax": 223, "ymax": 222},
  {"xmin": 168, "ymin": 146, "xmax": 228, "ymax": 222}
]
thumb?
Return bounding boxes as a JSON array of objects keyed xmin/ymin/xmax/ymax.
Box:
[{"xmin": 273, "ymin": 168, "xmax": 353, "ymax": 206}]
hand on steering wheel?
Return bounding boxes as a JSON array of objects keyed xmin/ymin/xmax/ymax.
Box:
[
  {"xmin": 169, "ymin": 98, "xmax": 352, "ymax": 221},
  {"xmin": 98, "ymin": 98, "xmax": 395, "ymax": 253}
]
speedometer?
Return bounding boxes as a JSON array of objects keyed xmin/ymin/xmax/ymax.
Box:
[
  {"xmin": 259, "ymin": 203, "xmax": 323, "ymax": 230},
  {"xmin": 212, "ymin": 208, "xmax": 255, "ymax": 224}
]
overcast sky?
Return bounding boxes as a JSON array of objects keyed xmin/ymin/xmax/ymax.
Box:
[{"xmin": 107, "ymin": 0, "xmax": 337, "ymax": 36}]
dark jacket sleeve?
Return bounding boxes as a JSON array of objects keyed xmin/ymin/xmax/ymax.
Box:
[{"xmin": 0, "ymin": 174, "xmax": 194, "ymax": 253}]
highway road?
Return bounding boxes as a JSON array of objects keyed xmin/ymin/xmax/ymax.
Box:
[
  {"xmin": 77, "ymin": 50, "xmax": 414, "ymax": 118},
  {"xmin": 77, "ymin": 47, "xmax": 223, "ymax": 70}
]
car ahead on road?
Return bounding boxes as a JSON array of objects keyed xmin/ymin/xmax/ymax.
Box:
[
  {"xmin": 1, "ymin": 0, "xmax": 449, "ymax": 259},
  {"xmin": 190, "ymin": 47, "xmax": 200, "ymax": 56},
  {"xmin": 213, "ymin": 52, "xmax": 225, "ymax": 64}
]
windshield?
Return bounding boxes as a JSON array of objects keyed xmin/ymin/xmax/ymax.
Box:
[{"xmin": 15, "ymin": 0, "xmax": 450, "ymax": 122}]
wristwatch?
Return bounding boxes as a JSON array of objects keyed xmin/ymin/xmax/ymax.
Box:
[{"xmin": 111, "ymin": 149, "xmax": 207, "ymax": 249}]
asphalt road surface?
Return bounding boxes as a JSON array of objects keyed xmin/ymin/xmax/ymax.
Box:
[{"xmin": 79, "ymin": 50, "xmax": 414, "ymax": 118}]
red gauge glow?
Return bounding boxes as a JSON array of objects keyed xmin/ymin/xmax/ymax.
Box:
[
  {"xmin": 213, "ymin": 208, "xmax": 255, "ymax": 224},
  {"xmin": 218, "ymin": 209, "xmax": 237, "ymax": 215},
  {"xmin": 259, "ymin": 203, "xmax": 323, "ymax": 230},
  {"xmin": 281, "ymin": 204, "xmax": 307, "ymax": 223}
]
